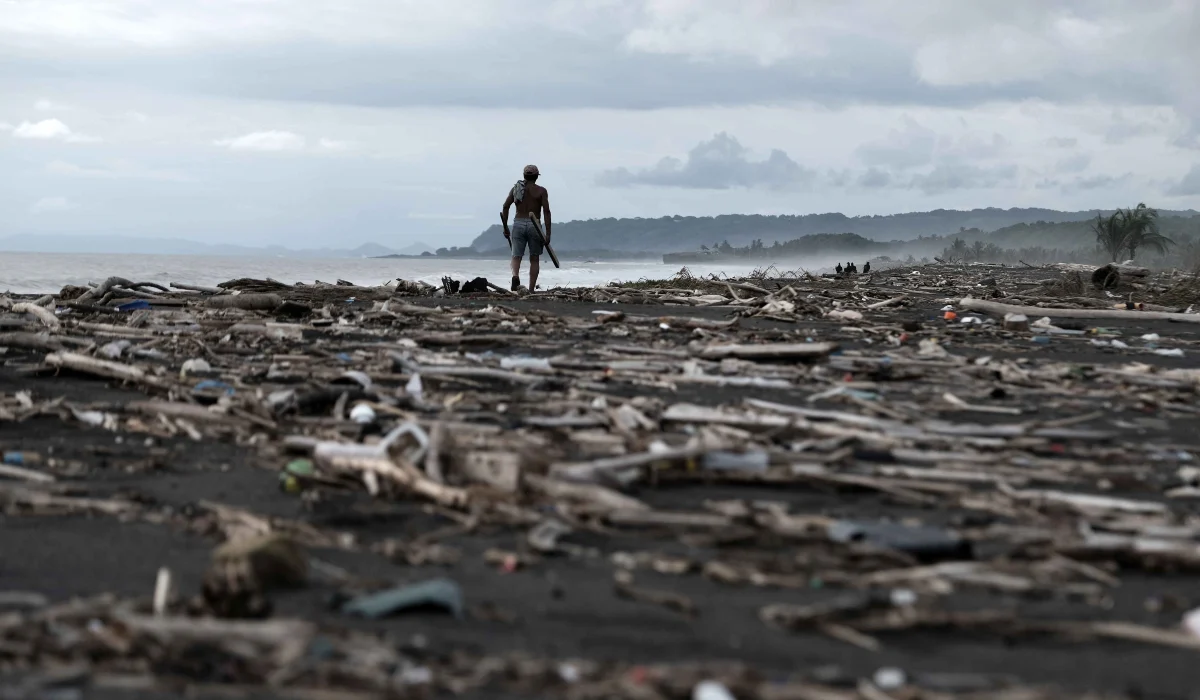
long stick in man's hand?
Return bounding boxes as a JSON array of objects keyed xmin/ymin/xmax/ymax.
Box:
[
  {"xmin": 500, "ymin": 213, "xmax": 512, "ymax": 252},
  {"xmin": 529, "ymin": 214, "xmax": 560, "ymax": 268}
]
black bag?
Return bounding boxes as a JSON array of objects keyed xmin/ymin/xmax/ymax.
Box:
[{"xmin": 460, "ymin": 277, "xmax": 489, "ymax": 294}]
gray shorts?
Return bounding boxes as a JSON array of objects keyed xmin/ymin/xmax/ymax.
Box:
[{"xmin": 510, "ymin": 219, "xmax": 544, "ymax": 259}]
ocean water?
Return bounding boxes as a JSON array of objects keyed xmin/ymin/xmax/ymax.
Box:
[{"xmin": 0, "ymin": 252, "xmax": 782, "ymax": 295}]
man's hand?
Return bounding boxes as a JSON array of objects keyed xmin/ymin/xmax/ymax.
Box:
[{"xmin": 503, "ymin": 227, "xmax": 511, "ymax": 240}]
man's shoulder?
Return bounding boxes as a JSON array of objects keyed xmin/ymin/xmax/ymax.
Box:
[{"xmin": 534, "ymin": 183, "xmax": 548, "ymax": 195}]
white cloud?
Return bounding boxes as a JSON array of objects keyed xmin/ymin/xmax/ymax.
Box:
[
  {"xmin": 30, "ymin": 196, "xmax": 77, "ymax": 214},
  {"xmin": 407, "ymin": 213, "xmax": 475, "ymax": 220},
  {"xmin": 14, "ymin": 118, "xmax": 71, "ymax": 139},
  {"xmin": 856, "ymin": 117, "xmax": 937, "ymax": 169},
  {"xmin": 215, "ymin": 130, "xmax": 306, "ymax": 152},
  {"xmin": 907, "ymin": 163, "xmax": 1019, "ymax": 195},
  {"xmin": 11, "ymin": 118, "xmax": 100, "ymax": 142},
  {"xmin": 34, "ymin": 98, "xmax": 67, "ymax": 111},
  {"xmin": 1055, "ymin": 153, "xmax": 1091, "ymax": 174},
  {"xmin": 0, "ymin": 0, "xmax": 514, "ymax": 49},
  {"xmin": 0, "ymin": 122, "xmax": 12, "ymax": 132},
  {"xmin": 318, "ymin": 137, "xmax": 355, "ymax": 151},
  {"xmin": 46, "ymin": 159, "xmax": 191, "ymax": 182},
  {"xmin": 126, "ymin": 111, "xmax": 149, "ymax": 123},
  {"xmin": 212, "ymin": 132, "xmax": 353, "ymax": 154},
  {"xmin": 597, "ymin": 132, "xmax": 816, "ymax": 190},
  {"xmin": 623, "ymin": 1, "xmax": 835, "ymax": 65}
]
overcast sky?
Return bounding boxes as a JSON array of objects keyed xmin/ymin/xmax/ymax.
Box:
[{"xmin": 1, "ymin": 0, "xmax": 1198, "ymax": 249}]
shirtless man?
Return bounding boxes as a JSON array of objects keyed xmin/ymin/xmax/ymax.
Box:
[{"xmin": 501, "ymin": 164, "xmax": 552, "ymax": 292}]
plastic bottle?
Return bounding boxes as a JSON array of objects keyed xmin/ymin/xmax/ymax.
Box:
[
  {"xmin": 349, "ymin": 403, "xmax": 376, "ymax": 424},
  {"xmin": 693, "ymin": 681, "xmax": 736, "ymax": 700},
  {"xmin": 3, "ymin": 451, "xmax": 42, "ymax": 467}
]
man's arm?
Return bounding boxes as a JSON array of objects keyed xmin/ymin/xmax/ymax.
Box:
[
  {"xmin": 501, "ymin": 192, "xmax": 514, "ymax": 237},
  {"xmin": 541, "ymin": 189, "xmax": 551, "ymax": 241}
]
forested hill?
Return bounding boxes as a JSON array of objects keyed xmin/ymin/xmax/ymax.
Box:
[
  {"xmin": 468, "ymin": 207, "xmax": 1199, "ymax": 254},
  {"xmin": 955, "ymin": 213, "xmax": 1200, "ymax": 249}
]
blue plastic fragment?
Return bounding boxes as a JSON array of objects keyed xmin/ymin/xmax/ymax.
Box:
[
  {"xmin": 117, "ymin": 300, "xmax": 152, "ymax": 312},
  {"xmin": 845, "ymin": 389, "xmax": 880, "ymax": 401},
  {"xmin": 193, "ymin": 379, "xmax": 236, "ymax": 396},
  {"xmin": 829, "ymin": 520, "xmax": 970, "ymax": 561},
  {"xmin": 306, "ymin": 636, "xmax": 337, "ymax": 660},
  {"xmin": 341, "ymin": 578, "xmax": 464, "ymax": 619}
]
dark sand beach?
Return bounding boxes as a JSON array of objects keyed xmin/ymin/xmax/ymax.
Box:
[{"xmin": 2, "ymin": 265, "xmax": 1200, "ymax": 698}]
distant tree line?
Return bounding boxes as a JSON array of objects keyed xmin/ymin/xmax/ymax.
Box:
[
  {"xmin": 466, "ymin": 207, "xmax": 1200, "ymax": 254},
  {"xmin": 430, "ymin": 204, "xmax": 1200, "ymax": 270},
  {"xmin": 938, "ymin": 238, "xmax": 1079, "ymax": 266}
]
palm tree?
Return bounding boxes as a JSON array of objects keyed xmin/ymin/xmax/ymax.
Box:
[
  {"xmin": 948, "ymin": 237, "xmax": 969, "ymax": 261},
  {"xmin": 1092, "ymin": 212, "xmax": 1128, "ymax": 262},
  {"xmin": 1119, "ymin": 203, "xmax": 1172, "ymax": 259}
]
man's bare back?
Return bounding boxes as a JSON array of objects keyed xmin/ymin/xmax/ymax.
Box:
[
  {"xmin": 502, "ymin": 182, "xmax": 551, "ymax": 234},
  {"xmin": 512, "ymin": 183, "xmax": 547, "ymax": 221},
  {"xmin": 501, "ymin": 166, "xmax": 552, "ymax": 243},
  {"xmin": 501, "ymin": 164, "xmax": 553, "ymax": 292}
]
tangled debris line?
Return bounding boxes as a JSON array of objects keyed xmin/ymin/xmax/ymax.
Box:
[
  {"xmin": 1, "ymin": 262, "xmax": 1199, "ymax": 697},
  {"xmin": 0, "ymin": 599, "xmax": 1140, "ymax": 700}
]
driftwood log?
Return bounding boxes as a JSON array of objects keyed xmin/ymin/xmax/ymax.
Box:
[
  {"xmin": 959, "ymin": 297, "xmax": 1200, "ymax": 324},
  {"xmin": 77, "ymin": 276, "xmax": 170, "ymax": 305},
  {"xmin": 10, "ymin": 302, "xmax": 60, "ymax": 331},
  {"xmin": 696, "ymin": 342, "xmax": 837, "ymax": 361},
  {"xmin": 205, "ymin": 293, "xmax": 284, "ymax": 311},
  {"xmin": 1053, "ymin": 263, "xmax": 1150, "ymax": 278},
  {"xmin": 170, "ymin": 282, "xmax": 225, "ymax": 295}
]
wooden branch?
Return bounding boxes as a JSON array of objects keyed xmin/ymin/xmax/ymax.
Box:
[
  {"xmin": 485, "ymin": 281, "xmax": 518, "ymax": 296},
  {"xmin": 64, "ymin": 301, "xmax": 118, "ymax": 315},
  {"xmin": 959, "ymin": 297, "xmax": 1200, "ymax": 324},
  {"xmin": 697, "ymin": 341, "xmax": 836, "ymax": 361},
  {"xmin": 866, "ymin": 295, "xmax": 907, "ymax": 310},
  {"xmin": 554, "ymin": 444, "xmax": 709, "ymax": 478},
  {"xmin": 170, "ymin": 282, "xmax": 224, "ymax": 294},
  {"xmin": 117, "ymin": 613, "xmax": 315, "ymax": 665},
  {"xmin": 10, "ymin": 302, "xmax": 60, "ymax": 331},
  {"xmin": 418, "ymin": 366, "xmax": 543, "ymax": 385},
  {"xmin": 0, "ymin": 332, "xmax": 65, "ymax": 351},
  {"xmin": 657, "ymin": 315, "xmax": 738, "ymax": 330},
  {"xmin": 526, "ymin": 474, "xmax": 649, "ymax": 512},
  {"xmin": 79, "ymin": 276, "xmax": 168, "ymax": 304},
  {"xmin": 205, "ymin": 294, "xmax": 284, "ymax": 311},
  {"xmin": 726, "ymin": 281, "xmax": 771, "ymax": 295},
  {"xmin": 44, "ymin": 351, "xmax": 171, "ymax": 390}
]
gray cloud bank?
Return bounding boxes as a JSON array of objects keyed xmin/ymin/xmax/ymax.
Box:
[
  {"xmin": 2, "ymin": 1, "xmax": 1198, "ymax": 115},
  {"xmin": 596, "ymin": 133, "xmax": 815, "ymax": 190},
  {"xmin": 1, "ymin": 0, "xmax": 1198, "ymax": 249},
  {"xmin": 1167, "ymin": 166, "xmax": 1200, "ymax": 196},
  {"xmin": 600, "ymin": 132, "xmax": 1024, "ymax": 194}
]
